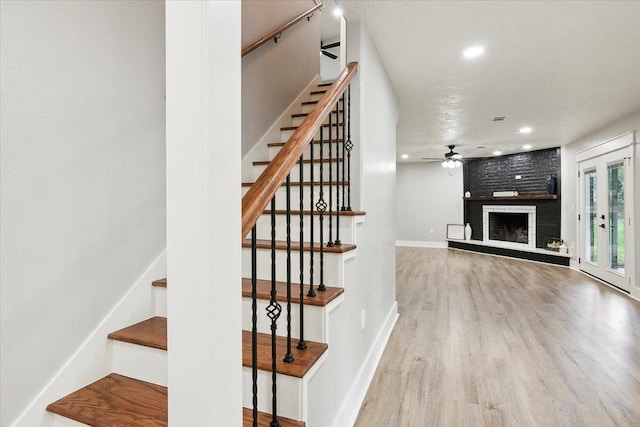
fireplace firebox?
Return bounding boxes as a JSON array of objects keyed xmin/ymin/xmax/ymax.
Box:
[{"xmin": 489, "ymin": 212, "xmax": 528, "ymax": 243}]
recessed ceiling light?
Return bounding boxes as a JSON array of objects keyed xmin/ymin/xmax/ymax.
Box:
[
  {"xmin": 519, "ymin": 127, "xmax": 532, "ymax": 134},
  {"xmin": 333, "ymin": 8, "xmax": 343, "ymax": 16},
  {"xmin": 463, "ymin": 46, "xmax": 485, "ymax": 59},
  {"xmin": 401, "ymin": 154, "xmax": 409, "ymax": 159},
  {"xmin": 523, "ymin": 144, "xmax": 532, "ymax": 150},
  {"xmin": 493, "ymin": 150, "xmax": 502, "ymax": 156}
]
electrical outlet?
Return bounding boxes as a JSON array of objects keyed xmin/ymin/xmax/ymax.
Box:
[
  {"xmin": 515, "ymin": 175, "xmax": 522, "ymax": 180},
  {"xmin": 361, "ymin": 309, "xmax": 366, "ymax": 330},
  {"xmin": 429, "ymin": 228, "xmax": 434, "ymax": 234}
]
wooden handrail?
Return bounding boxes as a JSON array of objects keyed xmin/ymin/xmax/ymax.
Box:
[
  {"xmin": 241, "ymin": 62, "xmax": 358, "ymax": 238},
  {"xmin": 241, "ymin": 0, "xmax": 323, "ymax": 57}
]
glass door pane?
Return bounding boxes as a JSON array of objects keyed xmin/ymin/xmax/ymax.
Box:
[
  {"xmin": 584, "ymin": 168, "xmax": 598, "ymax": 264},
  {"xmin": 608, "ymin": 162, "xmax": 625, "ymax": 275}
]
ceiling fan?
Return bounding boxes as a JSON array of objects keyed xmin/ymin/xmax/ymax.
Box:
[
  {"xmin": 421, "ymin": 145, "xmax": 467, "ymax": 168},
  {"xmin": 321, "ymin": 41, "xmax": 340, "ymax": 60}
]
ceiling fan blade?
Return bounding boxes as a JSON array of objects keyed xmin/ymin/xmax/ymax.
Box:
[
  {"xmin": 321, "ymin": 41, "xmax": 341, "ymax": 49},
  {"xmin": 322, "ymin": 51, "xmax": 338, "ymax": 60}
]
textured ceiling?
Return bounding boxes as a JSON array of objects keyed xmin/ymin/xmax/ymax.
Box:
[{"xmin": 338, "ymin": 0, "xmax": 640, "ymax": 162}]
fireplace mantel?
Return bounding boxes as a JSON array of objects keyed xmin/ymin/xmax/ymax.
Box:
[{"xmin": 464, "ymin": 194, "xmax": 558, "ymax": 201}]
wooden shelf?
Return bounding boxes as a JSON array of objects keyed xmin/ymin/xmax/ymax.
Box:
[{"xmin": 464, "ymin": 194, "xmax": 559, "ymax": 201}]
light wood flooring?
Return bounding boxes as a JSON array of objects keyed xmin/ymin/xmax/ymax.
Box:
[{"xmin": 355, "ymin": 247, "xmax": 640, "ymax": 426}]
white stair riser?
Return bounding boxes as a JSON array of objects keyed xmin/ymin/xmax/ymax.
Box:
[
  {"xmin": 291, "ymin": 113, "xmax": 343, "ymax": 127},
  {"xmin": 242, "ymin": 298, "xmax": 325, "ymax": 342},
  {"xmin": 153, "ymin": 286, "xmax": 167, "ymax": 317},
  {"xmin": 111, "ymin": 341, "xmax": 168, "ymax": 387},
  {"xmin": 255, "ymin": 214, "xmax": 355, "ymax": 245},
  {"xmin": 281, "ymin": 126, "xmax": 343, "ymax": 142},
  {"xmin": 254, "ymin": 160, "xmax": 346, "ymax": 182},
  {"xmin": 242, "ymin": 247, "xmax": 348, "ymax": 285},
  {"xmin": 50, "ymin": 415, "xmax": 90, "ymax": 426},
  {"xmin": 268, "ymin": 142, "xmax": 345, "ymax": 161},
  {"xmin": 302, "ymin": 99, "xmax": 342, "ymax": 113},
  {"xmin": 242, "ymin": 185, "xmax": 351, "ymax": 210},
  {"xmin": 110, "ymin": 338, "xmax": 306, "ymax": 422},
  {"xmin": 242, "ymin": 367, "xmax": 304, "ymax": 421}
]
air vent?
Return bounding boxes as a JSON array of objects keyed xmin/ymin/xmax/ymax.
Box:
[{"xmin": 492, "ymin": 116, "xmax": 506, "ymax": 122}]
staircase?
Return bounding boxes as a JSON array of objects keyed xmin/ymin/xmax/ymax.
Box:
[{"xmin": 46, "ymin": 71, "xmax": 363, "ymax": 426}]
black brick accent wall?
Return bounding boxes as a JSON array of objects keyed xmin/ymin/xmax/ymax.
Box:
[
  {"xmin": 463, "ymin": 148, "xmax": 561, "ymax": 249},
  {"xmin": 463, "ymin": 148, "xmax": 560, "ymax": 196}
]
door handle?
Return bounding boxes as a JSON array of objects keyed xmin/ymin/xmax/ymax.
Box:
[
  {"xmin": 599, "ymin": 224, "xmax": 606, "ymax": 229},
  {"xmin": 600, "ymin": 214, "xmax": 606, "ymax": 220}
]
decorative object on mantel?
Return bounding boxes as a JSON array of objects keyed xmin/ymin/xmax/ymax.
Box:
[
  {"xmin": 493, "ymin": 191, "xmax": 518, "ymax": 197},
  {"xmin": 465, "ymin": 191, "xmax": 471, "ymax": 197},
  {"xmin": 464, "ymin": 223, "xmax": 472, "ymax": 241},
  {"xmin": 545, "ymin": 237, "xmax": 563, "ymax": 252},
  {"xmin": 446, "ymin": 224, "xmax": 465, "ymax": 240},
  {"xmin": 546, "ymin": 175, "xmax": 557, "ymax": 195},
  {"xmin": 464, "ymin": 194, "xmax": 558, "ymax": 200}
]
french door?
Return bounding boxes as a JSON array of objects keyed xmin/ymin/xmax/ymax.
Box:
[{"xmin": 578, "ymin": 146, "xmax": 633, "ymax": 291}]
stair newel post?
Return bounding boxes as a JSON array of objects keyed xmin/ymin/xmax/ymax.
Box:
[
  {"xmin": 308, "ymin": 126, "xmax": 316, "ymax": 298},
  {"xmin": 327, "ymin": 99, "xmax": 334, "ymax": 247},
  {"xmin": 251, "ymin": 225, "xmax": 258, "ymax": 427},
  {"xmin": 346, "ymin": 84, "xmax": 353, "ymax": 211},
  {"xmin": 334, "ymin": 100, "xmax": 342, "ymax": 246},
  {"xmin": 284, "ymin": 174, "xmax": 294, "ymax": 363},
  {"xmin": 317, "ymin": 117, "xmax": 327, "ymax": 292},
  {"xmin": 297, "ymin": 154, "xmax": 307, "ymax": 351},
  {"xmin": 268, "ymin": 198, "xmax": 281, "ymax": 427}
]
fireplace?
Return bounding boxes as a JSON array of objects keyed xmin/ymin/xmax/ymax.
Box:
[{"xmin": 483, "ymin": 205, "xmax": 536, "ymax": 248}]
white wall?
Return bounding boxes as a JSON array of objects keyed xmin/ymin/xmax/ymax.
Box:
[
  {"xmin": 396, "ymin": 162, "xmax": 463, "ymax": 244},
  {"xmin": 0, "ymin": 1, "xmax": 166, "ymax": 425},
  {"xmin": 166, "ymin": 1, "xmax": 242, "ymax": 425},
  {"xmin": 561, "ymin": 109, "xmax": 640, "ymax": 299},
  {"xmin": 307, "ymin": 20, "xmax": 400, "ymax": 426},
  {"xmin": 242, "ymin": 0, "xmax": 321, "ymax": 157}
]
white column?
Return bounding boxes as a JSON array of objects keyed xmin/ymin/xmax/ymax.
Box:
[{"xmin": 166, "ymin": 1, "xmax": 242, "ymax": 425}]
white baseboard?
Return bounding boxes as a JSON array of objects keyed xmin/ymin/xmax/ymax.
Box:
[
  {"xmin": 10, "ymin": 249, "xmax": 167, "ymax": 427},
  {"xmin": 396, "ymin": 240, "xmax": 446, "ymax": 248},
  {"xmin": 331, "ymin": 301, "xmax": 399, "ymax": 427}
]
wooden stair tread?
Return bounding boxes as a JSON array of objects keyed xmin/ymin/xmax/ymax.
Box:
[
  {"xmin": 242, "ymin": 239, "xmax": 356, "ymax": 253},
  {"xmin": 253, "ymin": 158, "xmax": 343, "ymax": 166},
  {"xmin": 292, "ymin": 110, "xmax": 342, "ymax": 118},
  {"xmin": 302, "ymin": 99, "xmax": 342, "ymax": 106},
  {"xmin": 310, "ymin": 90, "xmax": 327, "ymax": 95},
  {"xmin": 243, "ymin": 408, "xmax": 305, "ymax": 427},
  {"xmin": 268, "ymin": 138, "xmax": 343, "ymax": 147},
  {"xmin": 108, "ymin": 317, "xmax": 167, "ymax": 350},
  {"xmin": 241, "ymin": 278, "xmax": 343, "ymax": 307},
  {"xmin": 263, "ymin": 209, "xmax": 365, "ymax": 216},
  {"xmin": 317, "ymin": 82, "xmax": 333, "ymax": 87},
  {"xmin": 242, "ymin": 331, "xmax": 328, "ymax": 378},
  {"xmin": 281, "ymin": 123, "xmax": 343, "ymax": 131},
  {"xmin": 46, "ymin": 373, "xmax": 167, "ymax": 426},
  {"xmin": 152, "ymin": 278, "xmax": 166, "ymax": 288},
  {"xmin": 242, "ymin": 180, "xmax": 348, "ymax": 187}
]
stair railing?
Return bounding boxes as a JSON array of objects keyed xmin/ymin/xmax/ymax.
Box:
[
  {"xmin": 242, "ymin": 62, "xmax": 357, "ymax": 427},
  {"xmin": 242, "ymin": 0, "xmax": 323, "ymax": 58}
]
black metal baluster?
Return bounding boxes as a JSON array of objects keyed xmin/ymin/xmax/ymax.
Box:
[
  {"xmin": 341, "ymin": 92, "xmax": 347, "ymax": 211},
  {"xmin": 334, "ymin": 100, "xmax": 341, "ymax": 246},
  {"xmin": 267, "ymin": 199, "xmax": 281, "ymax": 427},
  {"xmin": 317, "ymin": 124, "xmax": 327, "ymax": 292},
  {"xmin": 297, "ymin": 154, "xmax": 307, "ymax": 350},
  {"xmin": 327, "ymin": 101, "xmax": 334, "ymax": 247},
  {"xmin": 251, "ymin": 225, "xmax": 258, "ymax": 427},
  {"xmin": 308, "ymin": 126, "xmax": 316, "ymax": 297},
  {"xmin": 284, "ymin": 174, "xmax": 294, "ymax": 363},
  {"xmin": 345, "ymin": 85, "xmax": 353, "ymax": 211}
]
